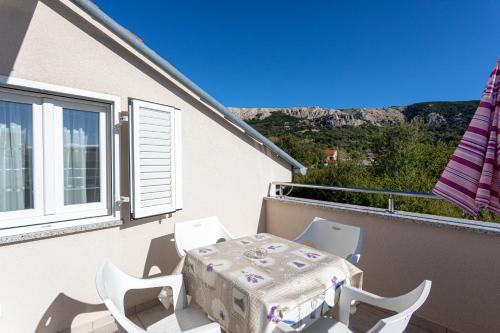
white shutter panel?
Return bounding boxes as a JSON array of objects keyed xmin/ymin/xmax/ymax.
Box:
[{"xmin": 129, "ymin": 99, "xmax": 182, "ymax": 219}]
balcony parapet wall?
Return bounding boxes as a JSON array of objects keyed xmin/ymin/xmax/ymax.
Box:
[{"xmin": 265, "ymin": 196, "xmax": 500, "ymax": 333}]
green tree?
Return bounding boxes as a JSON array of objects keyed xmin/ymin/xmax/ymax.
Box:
[{"xmin": 274, "ymin": 135, "xmax": 324, "ymax": 167}]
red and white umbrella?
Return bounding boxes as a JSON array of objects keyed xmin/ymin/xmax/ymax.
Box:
[{"xmin": 434, "ymin": 59, "xmax": 500, "ymax": 216}]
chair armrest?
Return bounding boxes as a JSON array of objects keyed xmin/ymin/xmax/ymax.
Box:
[
  {"xmin": 339, "ymin": 284, "xmax": 427, "ymax": 324},
  {"xmin": 338, "ymin": 285, "xmax": 388, "ymax": 324},
  {"xmin": 184, "ymin": 322, "xmax": 221, "ymax": 333},
  {"xmin": 128, "ymin": 274, "xmax": 187, "ymax": 310},
  {"xmin": 129, "ymin": 273, "xmax": 183, "ymax": 290}
]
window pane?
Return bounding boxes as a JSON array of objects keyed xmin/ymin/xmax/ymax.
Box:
[
  {"xmin": 0, "ymin": 100, "xmax": 33, "ymax": 212},
  {"xmin": 63, "ymin": 109, "xmax": 100, "ymax": 205}
]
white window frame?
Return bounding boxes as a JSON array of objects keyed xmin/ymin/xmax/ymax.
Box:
[
  {"xmin": 0, "ymin": 76, "xmax": 121, "ymax": 230},
  {"xmin": 0, "ymin": 91, "xmax": 44, "ymax": 222},
  {"xmin": 54, "ymin": 99, "xmax": 109, "ymax": 218}
]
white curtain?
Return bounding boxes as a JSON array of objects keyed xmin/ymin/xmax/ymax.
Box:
[
  {"xmin": 0, "ymin": 101, "xmax": 32, "ymax": 212},
  {"xmin": 64, "ymin": 110, "xmax": 99, "ymax": 205},
  {"xmin": 64, "ymin": 126, "xmax": 87, "ymax": 204}
]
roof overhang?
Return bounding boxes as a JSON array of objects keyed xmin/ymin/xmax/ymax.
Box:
[{"xmin": 70, "ymin": 0, "xmax": 307, "ymax": 175}]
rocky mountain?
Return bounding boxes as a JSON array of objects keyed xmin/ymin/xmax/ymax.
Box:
[{"xmin": 228, "ymin": 101, "xmax": 479, "ymax": 128}]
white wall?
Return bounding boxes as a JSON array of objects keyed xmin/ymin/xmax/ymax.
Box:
[{"xmin": 0, "ymin": 1, "xmax": 292, "ymax": 332}]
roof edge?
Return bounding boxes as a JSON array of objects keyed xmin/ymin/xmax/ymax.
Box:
[{"xmin": 71, "ymin": 0, "xmax": 307, "ymax": 175}]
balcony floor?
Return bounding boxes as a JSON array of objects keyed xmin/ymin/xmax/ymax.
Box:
[{"xmin": 95, "ymin": 302, "xmax": 446, "ymax": 333}]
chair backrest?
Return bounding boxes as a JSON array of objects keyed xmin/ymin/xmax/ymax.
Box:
[
  {"xmin": 295, "ymin": 217, "xmax": 363, "ymax": 262},
  {"xmin": 96, "ymin": 259, "xmax": 146, "ymax": 333},
  {"xmin": 368, "ymin": 281, "xmax": 432, "ymax": 333},
  {"xmin": 174, "ymin": 216, "xmax": 233, "ymax": 257}
]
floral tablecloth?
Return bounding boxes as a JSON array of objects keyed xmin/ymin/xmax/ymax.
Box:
[{"xmin": 182, "ymin": 233, "xmax": 363, "ymax": 333}]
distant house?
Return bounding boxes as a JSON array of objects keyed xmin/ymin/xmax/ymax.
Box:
[
  {"xmin": 362, "ymin": 151, "xmax": 376, "ymax": 166},
  {"xmin": 323, "ymin": 149, "xmax": 338, "ymax": 166}
]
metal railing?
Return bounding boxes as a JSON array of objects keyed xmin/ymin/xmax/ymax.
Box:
[{"xmin": 270, "ymin": 182, "xmax": 442, "ymax": 214}]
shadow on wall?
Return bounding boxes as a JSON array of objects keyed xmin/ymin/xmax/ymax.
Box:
[
  {"xmin": 125, "ymin": 233, "xmax": 181, "ymax": 308},
  {"xmin": 35, "ymin": 293, "xmax": 106, "ymax": 333},
  {"xmin": 257, "ymin": 199, "xmax": 267, "ymax": 233},
  {"xmin": 142, "ymin": 233, "xmax": 179, "ymax": 278},
  {"xmin": 0, "ymin": 0, "xmax": 38, "ymax": 76},
  {"xmin": 35, "ymin": 234, "xmax": 181, "ymax": 332}
]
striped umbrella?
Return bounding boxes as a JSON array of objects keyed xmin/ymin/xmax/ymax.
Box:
[{"xmin": 433, "ymin": 59, "xmax": 500, "ymax": 216}]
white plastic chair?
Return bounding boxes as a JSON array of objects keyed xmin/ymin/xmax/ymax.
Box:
[
  {"xmin": 294, "ymin": 217, "xmax": 363, "ymax": 264},
  {"xmin": 96, "ymin": 258, "xmax": 220, "ymax": 333},
  {"xmin": 174, "ymin": 216, "xmax": 233, "ymax": 257},
  {"xmin": 277, "ymin": 280, "xmax": 432, "ymax": 333}
]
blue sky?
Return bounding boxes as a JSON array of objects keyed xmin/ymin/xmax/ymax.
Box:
[{"xmin": 94, "ymin": 0, "xmax": 500, "ymax": 108}]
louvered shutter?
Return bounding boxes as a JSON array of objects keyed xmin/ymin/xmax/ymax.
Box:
[{"xmin": 129, "ymin": 99, "xmax": 182, "ymax": 219}]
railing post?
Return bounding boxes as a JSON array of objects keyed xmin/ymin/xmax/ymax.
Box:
[
  {"xmin": 269, "ymin": 183, "xmax": 277, "ymax": 197},
  {"xmin": 388, "ymin": 195, "xmax": 395, "ymax": 213},
  {"xmin": 269, "ymin": 183, "xmax": 283, "ymax": 197},
  {"xmin": 278, "ymin": 184, "xmax": 283, "ymax": 197}
]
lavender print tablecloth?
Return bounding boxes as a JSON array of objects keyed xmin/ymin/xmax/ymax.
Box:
[{"xmin": 182, "ymin": 233, "xmax": 363, "ymax": 333}]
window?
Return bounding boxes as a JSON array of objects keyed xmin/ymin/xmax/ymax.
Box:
[
  {"xmin": 0, "ymin": 99, "xmax": 34, "ymax": 212},
  {"xmin": 129, "ymin": 99, "xmax": 182, "ymax": 219},
  {"xmin": 63, "ymin": 108, "xmax": 101, "ymax": 205},
  {"xmin": 0, "ymin": 89, "xmax": 111, "ymax": 228}
]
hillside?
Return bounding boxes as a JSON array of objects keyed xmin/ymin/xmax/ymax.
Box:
[
  {"xmin": 403, "ymin": 100, "xmax": 479, "ymax": 132},
  {"xmin": 229, "ymin": 100, "xmax": 500, "ymax": 222},
  {"xmin": 229, "ymin": 106, "xmax": 406, "ymax": 127},
  {"xmin": 229, "ymin": 101, "xmax": 479, "ymax": 154},
  {"xmin": 229, "ymin": 101, "xmax": 478, "ymax": 130}
]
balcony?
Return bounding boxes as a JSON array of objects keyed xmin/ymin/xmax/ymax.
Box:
[
  {"xmin": 263, "ymin": 182, "xmax": 500, "ymax": 333},
  {"xmin": 84, "ymin": 182, "xmax": 499, "ymax": 333},
  {"xmin": 24, "ymin": 182, "xmax": 499, "ymax": 333}
]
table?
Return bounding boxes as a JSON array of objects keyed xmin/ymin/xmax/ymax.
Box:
[{"xmin": 182, "ymin": 233, "xmax": 363, "ymax": 333}]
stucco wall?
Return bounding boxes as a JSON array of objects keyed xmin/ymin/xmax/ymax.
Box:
[
  {"xmin": 0, "ymin": 1, "xmax": 292, "ymax": 332},
  {"xmin": 265, "ymin": 198, "xmax": 500, "ymax": 333}
]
